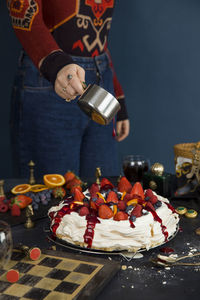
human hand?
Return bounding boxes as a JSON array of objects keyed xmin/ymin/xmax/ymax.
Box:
[
  {"xmin": 116, "ymin": 119, "xmax": 130, "ymax": 142},
  {"xmin": 54, "ymin": 64, "xmax": 85, "ymax": 101}
]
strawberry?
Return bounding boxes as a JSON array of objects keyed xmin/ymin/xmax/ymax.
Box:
[
  {"xmin": 10, "ymin": 195, "xmax": 32, "ymax": 209},
  {"xmin": 117, "ymin": 200, "xmax": 126, "ymax": 211},
  {"xmin": 74, "ymin": 188, "xmax": 85, "ymax": 202},
  {"xmin": 130, "ymin": 182, "xmax": 144, "ymax": 200},
  {"xmin": 98, "ymin": 204, "xmax": 114, "ymax": 219},
  {"xmin": 145, "ymin": 201, "xmax": 155, "ymax": 211},
  {"xmin": 117, "ymin": 176, "xmax": 132, "ymax": 193},
  {"xmin": 95, "ymin": 198, "xmax": 105, "ymax": 207},
  {"xmin": 131, "ymin": 204, "xmax": 143, "ymax": 217},
  {"xmin": 89, "ymin": 183, "xmax": 100, "ymax": 197},
  {"xmin": 64, "ymin": 170, "xmax": 76, "ymax": 183},
  {"xmin": 114, "ymin": 211, "xmax": 128, "ymax": 221},
  {"xmin": 52, "ymin": 187, "xmax": 66, "ymax": 199},
  {"xmin": 149, "ymin": 194, "xmax": 158, "ymax": 204},
  {"xmin": 100, "ymin": 178, "xmax": 114, "ymax": 190},
  {"xmin": 145, "ymin": 189, "xmax": 153, "ymax": 198},
  {"xmin": 106, "ymin": 191, "xmax": 118, "ymax": 204},
  {"xmin": 70, "ymin": 184, "xmax": 82, "ymax": 194},
  {"xmin": 11, "ymin": 204, "xmax": 21, "ymax": 216},
  {"xmin": 123, "ymin": 193, "xmax": 136, "ymax": 203},
  {"xmin": 66, "ymin": 177, "xmax": 82, "ymax": 190},
  {"xmin": 79, "ymin": 206, "xmax": 90, "ymax": 216}
]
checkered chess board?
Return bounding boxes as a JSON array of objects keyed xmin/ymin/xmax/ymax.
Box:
[{"xmin": 0, "ymin": 249, "xmax": 120, "ymax": 300}]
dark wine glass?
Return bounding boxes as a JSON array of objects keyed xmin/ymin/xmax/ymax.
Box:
[
  {"xmin": 122, "ymin": 155, "xmax": 150, "ymax": 184},
  {"xmin": 0, "ymin": 221, "xmax": 13, "ymax": 270}
]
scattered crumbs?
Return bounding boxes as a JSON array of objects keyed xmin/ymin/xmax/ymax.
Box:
[
  {"xmin": 186, "ymin": 243, "xmax": 190, "ymax": 246},
  {"xmin": 121, "ymin": 265, "xmax": 127, "ymax": 270},
  {"xmin": 130, "ymin": 285, "xmax": 134, "ymax": 288},
  {"xmin": 134, "ymin": 267, "xmax": 140, "ymax": 271},
  {"xmin": 165, "ymin": 267, "xmax": 171, "ymax": 270},
  {"xmin": 128, "ymin": 266, "xmax": 133, "ymax": 269},
  {"xmin": 162, "ymin": 281, "xmax": 167, "ymax": 285},
  {"xmin": 126, "ymin": 277, "xmax": 129, "ymax": 280},
  {"xmin": 122, "ymin": 285, "xmax": 125, "ymax": 288},
  {"xmin": 144, "ymin": 284, "xmax": 148, "ymax": 287},
  {"xmin": 180, "ymin": 278, "xmax": 184, "ymax": 280}
]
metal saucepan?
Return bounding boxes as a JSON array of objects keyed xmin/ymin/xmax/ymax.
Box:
[{"xmin": 78, "ymin": 84, "xmax": 121, "ymax": 125}]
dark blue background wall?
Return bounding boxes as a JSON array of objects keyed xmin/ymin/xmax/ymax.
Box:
[{"xmin": 1, "ymin": 0, "xmax": 200, "ymax": 178}]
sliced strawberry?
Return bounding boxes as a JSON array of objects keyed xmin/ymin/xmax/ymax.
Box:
[
  {"xmin": 79, "ymin": 206, "xmax": 90, "ymax": 216},
  {"xmin": 131, "ymin": 204, "xmax": 143, "ymax": 217},
  {"xmin": 114, "ymin": 211, "xmax": 128, "ymax": 221},
  {"xmin": 149, "ymin": 194, "xmax": 158, "ymax": 204},
  {"xmin": 117, "ymin": 200, "xmax": 126, "ymax": 211},
  {"xmin": 74, "ymin": 188, "xmax": 85, "ymax": 202},
  {"xmin": 130, "ymin": 182, "xmax": 144, "ymax": 200},
  {"xmin": 11, "ymin": 204, "xmax": 21, "ymax": 216},
  {"xmin": 98, "ymin": 204, "xmax": 114, "ymax": 219},
  {"xmin": 106, "ymin": 191, "xmax": 118, "ymax": 204},
  {"xmin": 100, "ymin": 178, "xmax": 114, "ymax": 190},
  {"xmin": 64, "ymin": 170, "xmax": 76, "ymax": 183},
  {"xmin": 89, "ymin": 183, "xmax": 100, "ymax": 197},
  {"xmin": 95, "ymin": 198, "xmax": 105, "ymax": 207},
  {"xmin": 117, "ymin": 176, "xmax": 132, "ymax": 193}
]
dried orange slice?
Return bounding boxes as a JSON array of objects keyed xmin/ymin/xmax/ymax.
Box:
[
  {"xmin": 91, "ymin": 111, "xmax": 106, "ymax": 125},
  {"xmin": 30, "ymin": 184, "xmax": 48, "ymax": 192},
  {"xmin": 11, "ymin": 184, "xmax": 31, "ymax": 195},
  {"xmin": 43, "ymin": 174, "xmax": 65, "ymax": 188}
]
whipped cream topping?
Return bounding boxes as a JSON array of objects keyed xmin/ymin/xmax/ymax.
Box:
[{"xmin": 48, "ymin": 191, "xmax": 179, "ymax": 252}]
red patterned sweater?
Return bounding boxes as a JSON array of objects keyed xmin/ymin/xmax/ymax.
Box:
[{"xmin": 7, "ymin": 0, "xmax": 128, "ymax": 120}]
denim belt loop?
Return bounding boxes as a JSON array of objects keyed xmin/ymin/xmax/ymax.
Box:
[{"xmin": 94, "ymin": 56, "xmax": 102, "ymax": 84}]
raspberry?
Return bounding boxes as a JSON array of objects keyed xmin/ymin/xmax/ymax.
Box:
[
  {"xmin": 79, "ymin": 206, "xmax": 90, "ymax": 216},
  {"xmin": 149, "ymin": 195, "xmax": 158, "ymax": 204},
  {"xmin": 0, "ymin": 203, "xmax": 9, "ymax": 213},
  {"xmin": 117, "ymin": 200, "xmax": 126, "ymax": 211},
  {"xmin": 145, "ymin": 201, "xmax": 155, "ymax": 211},
  {"xmin": 145, "ymin": 189, "xmax": 153, "ymax": 198}
]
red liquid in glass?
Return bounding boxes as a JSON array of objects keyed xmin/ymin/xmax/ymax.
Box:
[{"xmin": 123, "ymin": 161, "xmax": 148, "ymax": 182}]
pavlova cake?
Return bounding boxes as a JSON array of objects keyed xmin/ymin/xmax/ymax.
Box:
[{"xmin": 48, "ymin": 176, "xmax": 179, "ymax": 252}]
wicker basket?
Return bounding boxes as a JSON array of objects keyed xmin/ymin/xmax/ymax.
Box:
[{"xmin": 174, "ymin": 141, "xmax": 200, "ymax": 163}]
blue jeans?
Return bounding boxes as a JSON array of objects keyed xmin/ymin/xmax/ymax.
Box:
[{"xmin": 10, "ymin": 51, "xmax": 119, "ymax": 179}]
